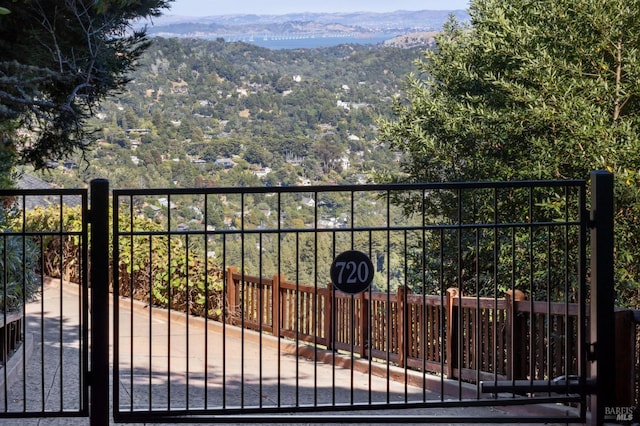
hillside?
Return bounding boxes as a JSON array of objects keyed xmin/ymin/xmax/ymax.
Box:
[{"xmin": 35, "ymin": 38, "xmax": 427, "ymax": 189}]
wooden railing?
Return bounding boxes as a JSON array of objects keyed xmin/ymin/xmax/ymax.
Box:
[
  {"xmin": 0, "ymin": 311, "xmax": 23, "ymax": 365},
  {"xmin": 225, "ymin": 266, "xmax": 593, "ymax": 383}
]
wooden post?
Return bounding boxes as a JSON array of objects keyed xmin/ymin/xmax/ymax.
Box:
[
  {"xmin": 397, "ymin": 286, "xmax": 410, "ymax": 368},
  {"xmin": 445, "ymin": 287, "xmax": 459, "ymax": 379},
  {"xmin": 614, "ymin": 310, "xmax": 635, "ymax": 407},
  {"xmin": 226, "ymin": 266, "xmax": 238, "ymax": 322},
  {"xmin": 324, "ymin": 286, "xmax": 333, "ymax": 350},
  {"xmin": 505, "ymin": 289, "xmax": 526, "ymax": 380},
  {"xmin": 359, "ymin": 291, "xmax": 369, "ymax": 359},
  {"xmin": 272, "ymin": 273, "xmax": 283, "ymax": 338}
]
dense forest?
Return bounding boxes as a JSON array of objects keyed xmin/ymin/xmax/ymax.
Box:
[
  {"xmin": 36, "ymin": 38, "xmax": 424, "ymax": 190},
  {"xmin": 21, "ymin": 37, "xmax": 430, "ymax": 289}
]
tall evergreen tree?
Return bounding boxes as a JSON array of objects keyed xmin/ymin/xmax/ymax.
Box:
[
  {"xmin": 0, "ymin": 0, "xmax": 171, "ymax": 169},
  {"xmin": 379, "ymin": 0, "xmax": 640, "ymax": 305}
]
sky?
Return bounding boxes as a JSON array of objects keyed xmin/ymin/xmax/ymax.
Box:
[{"xmin": 166, "ymin": 0, "xmax": 469, "ymax": 16}]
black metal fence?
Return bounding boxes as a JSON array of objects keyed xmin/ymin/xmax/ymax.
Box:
[
  {"xmin": 0, "ymin": 189, "xmax": 89, "ymax": 419},
  {"xmin": 0, "ymin": 175, "xmax": 622, "ymax": 425},
  {"xmin": 112, "ymin": 179, "xmax": 592, "ymax": 423}
]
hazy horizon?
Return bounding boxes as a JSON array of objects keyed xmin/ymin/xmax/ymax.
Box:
[{"xmin": 166, "ymin": 0, "xmax": 469, "ymax": 16}]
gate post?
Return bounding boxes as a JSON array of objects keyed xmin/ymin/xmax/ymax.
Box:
[
  {"xmin": 505, "ymin": 289, "xmax": 525, "ymax": 380},
  {"xmin": 90, "ymin": 179, "xmax": 110, "ymax": 426},
  {"xmin": 589, "ymin": 170, "xmax": 615, "ymax": 426}
]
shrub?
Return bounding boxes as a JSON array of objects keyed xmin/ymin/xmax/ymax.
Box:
[{"xmin": 0, "ymin": 205, "xmax": 39, "ymax": 312}]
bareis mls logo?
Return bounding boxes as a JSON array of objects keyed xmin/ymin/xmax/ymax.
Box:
[{"xmin": 605, "ymin": 406, "xmax": 635, "ymax": 422}]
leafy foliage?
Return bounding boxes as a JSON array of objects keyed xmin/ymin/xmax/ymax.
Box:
[
  {"xmin": 38, "ymin": 38, "xmax": 416, "ymax": 190},
  {"xmin": 0, "ymin": 203, "xmax": 39, "ymax": 312},
  {"xmin": 379, "ymin": 0, "xmax": 640, "ymax": 306},
  {"xmin": 25, "ymin": 204, "xmax": 84, "ymax": 283},
  {"xmin": 27, "ymin": 205, "xmax": 228, "ymax": 320},
  {"xmin": 0, "ymin": 0, "xmax": 171, "ymax": 169}
]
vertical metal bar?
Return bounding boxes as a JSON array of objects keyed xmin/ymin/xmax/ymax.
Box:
[
  {"xmin": 295, "ymin": 230, "xmax": 301, "ymax": 407},
  {"xmin": 2, "ymin": 234, "xmax": 7, "ymax": 412},
  {"xmin": 421, "ymin": 189, "xmax": 427, "ymax": 402},
  {"xmin": 331, "ymin": 230, "xmax": 337, "ymax": 406},
  {"xmin": 185, "ymin": 232, "xmax": 190, "ymax": 410},
  {"xmin": 385, "ymin": 190, "xmax": 391, "ymax": 404},
  {"xmin": 350, "ymin": 190, "xmax": 355, "ymax": 406},
  {"xmin": 258, "ymin": 230, "xmax": 264, "ymax": 409},
  {"xmin": 37, "ymin": 235, "xmax": 46, "ymax": 411},
  {"xmin": 271, "ymin": 192, "xmax": 282, "ymax": 407},
  {"xmin": 81, "ymin": 190, "xmax": 90, "ymax": 414},
  {"xmin": 510, "ymin": 225, "xmax": 516, "ymax": 390},
  {"xmin": 403, "ymin": 229, "xmax": 408, "ymax": 402},
  {"xmin": 313, "ymin": 191, "xmax": 319, "ymax": 408},
  {"xmin": 546, "ymin": 225, "xmax": 552, "ymax": 390},
  {"xmin": 203, "ymin": 194, "xmax": 209, "ymax": 410},
  {"xmin": 475, "ymin": 225, "xmax": 480, "ymax": 399},
  {"xmin": 112, "ymin": 192, "xmax": 120, "ymax": 418},
  {"xmin": 58, "ymin": 201, "xmax": 64, "ymax": 411},
  {"xmin": 473, "ymin": 190, "xmax": 481, "ymax": 397},
  {"xmin": 578, "ymin": 182, "xmax": 588, "ymax": 421},
  {"xmin": 129, "ymin": 196, "xmax": 134, "ymax": 410},
  {"xmin": 90, "ymin": 178, "xmax": 110, "ymax": 426},
  {"xmin": 456, "ymin": 188, "xmax": 463, "ymax": 400},
  {"xmin": 368, "ymin": 229, "xmax": 374, "ymax": 405},
  {"xmin": 240, "ymin": 192, "xmax": 245, "ymax": 409},
  {"xmin": 493, "ymin": 187, "xmax": 499, "ymax": 389},
  {"xmin": 439, "ymin": 227, "xmax": 445, "ymax": 401},
  {"xmin": 148, "ymin": 235, "xmax": 153, "ymax": 411},
  {"xmin": 222, "ymin": 233, "xmax": 227, "ymax": 409},
  {"xmin": 528, "ymin": 187, "xmax": 534, "ymax": 385},
  {"xmin": 588, "ymin": 170, "xmax": 615, "ymax": 426},
  {"xmin": 166, "ymin": 193, "xmax": 172, "ymax": 410},
  {"xmin": 21, "ymin": 195, "xmax": 27, "ymax": 413},
  {"xmin": 39, "ymin": 237, "xmax": 45, "ymax": 412},
  {"xmin": 350, "ymin": 293, "xmax": 355, "ymax": 406},
  {"xmin": 564, "ymin": 186, "xmax": 570, "ymax": 393}
]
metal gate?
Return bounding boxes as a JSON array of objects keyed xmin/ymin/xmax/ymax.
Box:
[
  {"xmin": 0, "ymin": 173, "xmax": 616, "ymax": 425},
  {"xmin": 0, "ymin": 187, "xmax": 91, "ymax": 421},
  {"xmin": 111, "ymin": 172, "xmax": 614, "ymax": 424}
]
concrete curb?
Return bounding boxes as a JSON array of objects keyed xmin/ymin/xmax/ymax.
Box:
[{"xmin": 0, "ymin": 332, "xmax": 33, "ymax": 392}]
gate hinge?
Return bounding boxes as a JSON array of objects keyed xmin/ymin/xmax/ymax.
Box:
[
  {"xmin": 587, "ymin": 208, "xmax": 596, "ymax": 229},
  {"xmin": 586, "ymin": 342, "xmax": 597, "ymax": 362}
]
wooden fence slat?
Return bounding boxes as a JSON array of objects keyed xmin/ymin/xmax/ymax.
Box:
[
  {"xmin": 445, "ymin": 287, "xmax": 459, "ymax": 379},
  {"xmin": 505, "ymin": 289, "xmax": 526, "ymax": 380},
  {"xmin": 226, "ymin": 266, "xmax": 238, "ymax": 320},
  {"xmin": 223, "ymin": 266, "xmax": 636, "ymax": 408}
]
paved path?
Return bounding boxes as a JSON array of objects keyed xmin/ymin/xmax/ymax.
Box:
[{"xmin": 0, "ymin": 281, "xmax": 580, "ymax": 425}]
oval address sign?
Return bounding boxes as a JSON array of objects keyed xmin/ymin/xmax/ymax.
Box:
[{"xmin": 330, "ymin": 250, "xmax": 374, "ymax": 295}]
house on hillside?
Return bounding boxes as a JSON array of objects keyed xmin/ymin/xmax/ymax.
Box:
[
  {"xmin": 215, "ymin": 158, "xmax": 236, "ymax": 169},
  {"xmin": 253, "ymin": 167, "xmax": 272, "ymax": 178},
  {"xmin": 157, "ymin": 198, "xmax": 176, "ymax": 210},
  {"xmin": 301, "ymin": 197, "xmax": 315, "ymax": 208},
  {"xmin": 17, "ymin": 173, "xmax": 82, "ymax": 209}
]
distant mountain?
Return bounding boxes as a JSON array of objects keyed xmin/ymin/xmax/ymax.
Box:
[{"xmin": 145, "ymin": 10, "xmax": 469, "ymax": 44}]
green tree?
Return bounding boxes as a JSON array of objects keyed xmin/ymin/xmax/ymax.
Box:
[
  {"xmin": 379, "ymin": 0, "xmax": 640, "ymax": 305},
  {"xmin": 0, "ymin": 0, "xmax": 171, "ymax": 169}
]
